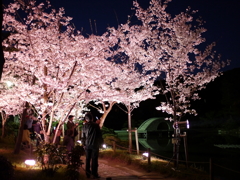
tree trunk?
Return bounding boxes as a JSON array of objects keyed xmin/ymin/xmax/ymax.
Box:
[
  {"xmin": 99, "ymin": 113, "xmax": 108, "ymax": 129},
  {"xmin": 99, "ymin": 101, "xmax": 116, "ymax": 129},
  {"xmin": 172, "ymin": 104, "xmax": 180, "ymax": 168},
  {"xmin": 127, "ymin": 104, "xmax": 132, "ymax": 154},
  {"xmin": 13, "ymin": 102, "xmax": 28, "ymax": 154},
  {"xmin": 1, "ymin": 123, "xmax": 5, "ymax": 139},
  {"xmin": 52, "ymin": 103, "xmax": 76, "ymax": 144},
  {"xmin": 1, "ymin": 117, "xmax": 7, "ymax": 138},
  {"xmin": 1, "ymin": 112, "xmax": 8, "ymax": 138},
  {"xmin": 52, "ymin": 122, "xmax": 61, "ymax": 144},
  {"xmin": 40, "ymin": 111, "xmax": 48, "ymax": 143}
]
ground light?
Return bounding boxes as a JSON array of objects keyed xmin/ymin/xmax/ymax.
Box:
[
  {"xmin": 77, "ymin": 140, "xmax": 82, "ymax": 145},
  {"xmin": 24, "ymin": 144, "xmax": 36, "ymax": 168},
  {"xmin": 102, "ymin": 144, "xmax": 107, "ymax": 149},
  {"xmin": 25, "ymin": 159, "xmax": 36, "ymax": 168},
  {"xmin": 142, "ymin": 152, "xmax": 149, "ymax": 160}
]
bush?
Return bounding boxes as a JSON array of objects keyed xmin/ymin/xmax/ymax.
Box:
[
  {"xmin": 65, "ymin": 145, "xmax": 84, "ymax": 180},
  {"xmin": 103, "ymin": 135, "xmax": 120, "ymax": 146},
  {"xmin": 35, "ymin": 143, "xmax": 67, "ymax": 176},
  {"xmin": 0, "ymin": 155, "xmax": 14, "ymax": 180}
]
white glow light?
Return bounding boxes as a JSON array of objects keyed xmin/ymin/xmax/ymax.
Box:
[
  {"xmin": 186, "ymin": 120, "xmax": 190, "ymax": 129},
  {"xmin": 25, "ymin": 159, "xmax": 36, "ymax": 166},
  {"xmin": 6, "ymin": 81, "xmax": 13, "ymax": 87},
  {"xmin": 142, "ymin": 152, "xmax": 149, "ymax": 157}
]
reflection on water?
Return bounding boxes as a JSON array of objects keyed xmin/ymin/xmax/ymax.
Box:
[{"xmin": 116, "ymin": 129, "xmax": 240, "ymax": 180}]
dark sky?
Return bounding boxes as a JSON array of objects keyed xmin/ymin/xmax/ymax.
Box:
[{"xmin": 3, "ymin": 0, "xmax": 240, "ymax": 71}]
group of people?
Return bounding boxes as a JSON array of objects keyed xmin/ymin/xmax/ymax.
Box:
[
  {"xmin": 22, "ymin": 110, "xmax": 103, "ymax": 179},
  {"xmin": 64, "ymin": 112, "xmax": 103, "ymax": 179},
  {"xmin": 22, "ymin": 113, "xmax": 41, "ymax": 148}
]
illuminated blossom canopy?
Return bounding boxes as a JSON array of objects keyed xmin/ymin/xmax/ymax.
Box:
[
  {"xmin": 126, "ymin": 0, "xmax": 228, "ymax": 122},
  {"xmin": 1, "ymin": 0, "xmax": 228, "ymax": 132},
  {"xmin": 1, "ymin": 0, "xmax": 156, "ymax": 132}
]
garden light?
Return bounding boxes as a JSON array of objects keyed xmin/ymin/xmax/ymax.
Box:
[
  {"xmin": 25, "ymin": 159, "xmax": 36, "ymax": 166},
  {"xmin": 142, "ymin": 152, "xmax": 149, "ymax": 160},
  {"xmin": 102, "ymin": 144, "xmax": 107, "ymax": 149}
]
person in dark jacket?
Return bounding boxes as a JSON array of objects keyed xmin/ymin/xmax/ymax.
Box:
[
  {"xmin": 63, "ymin": 129, "xmax": 74, "ymax": 152},
  {"xmin": 67, "ymin": 115, "xmax": 78, "ymax": 143},
  {"xmin": 81, "ymin": 112, "xmax": 103, "ymax": 179}
]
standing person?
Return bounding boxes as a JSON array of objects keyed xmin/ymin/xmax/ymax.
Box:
[
  {"xmin": 22, "ymin": 124, "xmax": 31, "ymax": 148},
  {"xmin": 81, "ymin": 112, "xmax": 103, "ymax": 179},
  {"xmin": 66, "ymin": 115, "xmax": 79, "ymax": 143},
  {"xmin": 25, "ymin": 114, "xmax": 36, "ymax": 132},
  {"xmin": 32, "ymin": 119, "xmax": 42, "ymax": 146},
  {"xmin": 63, "ymin": 129, "xmax": 74, "ymax": 152}
]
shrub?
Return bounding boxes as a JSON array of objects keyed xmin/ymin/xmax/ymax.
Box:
[
  {"xmin": 65, "ymin": 145, "xmax": 84, "ymax": 180},
  {"xmin": 35, "ymin": 143, "xmax": 67, "ymax": 176},
  {"xmin": 0, "ymin": 155, "xmax": 14, "ymax": 180}
]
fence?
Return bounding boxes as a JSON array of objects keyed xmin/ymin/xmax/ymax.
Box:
[{"xmin": 109, "ymin": 141, "xmax": 240, "ymax": 180}]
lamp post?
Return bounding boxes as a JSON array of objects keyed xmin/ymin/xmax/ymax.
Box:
[
  {"xmin": 127, "ymin": 128, "xmax": 140, "ymax": 155},
  {"xmin": 172, "ymin": 120, "xmax": 189, "ymax": 168}
]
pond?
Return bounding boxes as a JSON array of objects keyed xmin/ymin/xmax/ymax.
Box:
[{"xmin": 116, "ymin": 128, "xmax": 240, "ymax": 180}]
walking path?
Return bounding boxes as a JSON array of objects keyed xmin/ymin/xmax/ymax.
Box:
[{"xmin": 80, "ymin": 156, "xmax": 180, "ymax": 180}]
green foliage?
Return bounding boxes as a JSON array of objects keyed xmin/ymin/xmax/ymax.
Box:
[
  {"xmin": 103, "ymin": 134, "xmax": 129, "ymax": 149},
  {"xmin": 0, "ymin": 155, "xmax": 14, "ymax": 180},
  {"xmin": 103, "ymin": 135, "xmax": 119, "ymax": 145},
  {"xmin": 1, "ymin": 115, "xmax": 19, "ymax": 139},
  {"xmin": 101, "ymin": 126, "xmax": 116, "ymax": 136},
  {"xmin": 65, "ymin": 145, "xmax": 84, "ymax": 180},
  {"xmin": 35, "ymin": 143, "xmax": 67, "ymax": 176},
  {"xmin": 101, "ymin": 127, "xmax": 130, "ymax": 148},
  {"xmin": 0, "ymin": 135, "xmax": 86, "ymax": 180}
]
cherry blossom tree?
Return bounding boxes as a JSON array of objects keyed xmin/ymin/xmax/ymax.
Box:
[
  {"xmin": 85, "ymin": 61, "xmax": 157, "ymax": 152},
  {"xmin": 85, "ymin": 28, "xmax": 158, "ymax": 152},
  {"xmin": 0, "ymin": 80, "xmax": 22, "ymax": 138},
  {"xmin": 2, "ymin": 0, "xmax": 79, "ymax": 142},
  {"xmin": 131, "ymin": 0, "xmax": 228, "ymax": 122},
  {"xmin": 1, "ymin": 0, "xmax": 229, "ymax": 159},
  {"xmin": 0, "ymin": 78, "xmax": 35, "ymax": 153},
  {"xmin": 0, "ymin": 75, "xmax": 29, "ymax": 142},
  {"xmin": 129, "ymin": 0, "xmax": 229, "ymax": 166},
  {"xmin": 1, "ymin": 0, "xmax": 120, "ymax": 143}
]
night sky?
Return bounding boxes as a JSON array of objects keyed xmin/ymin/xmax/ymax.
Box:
[{"xmin": 2, "ymin": 0, "xmax": 240, "ymax": 71}]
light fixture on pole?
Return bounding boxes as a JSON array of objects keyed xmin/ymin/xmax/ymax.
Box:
[
  {"xmin": 172, "ymin": 120, "xmax": 190, "ymax": 168},
  {"xmin": 173, "ymin": 120, "xmax": 189, "ymax": 130}
]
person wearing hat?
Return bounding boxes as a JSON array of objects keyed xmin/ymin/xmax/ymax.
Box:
[{"xmin": 67, "ymin": 115, "xmax": 78, "ymax": 143}]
